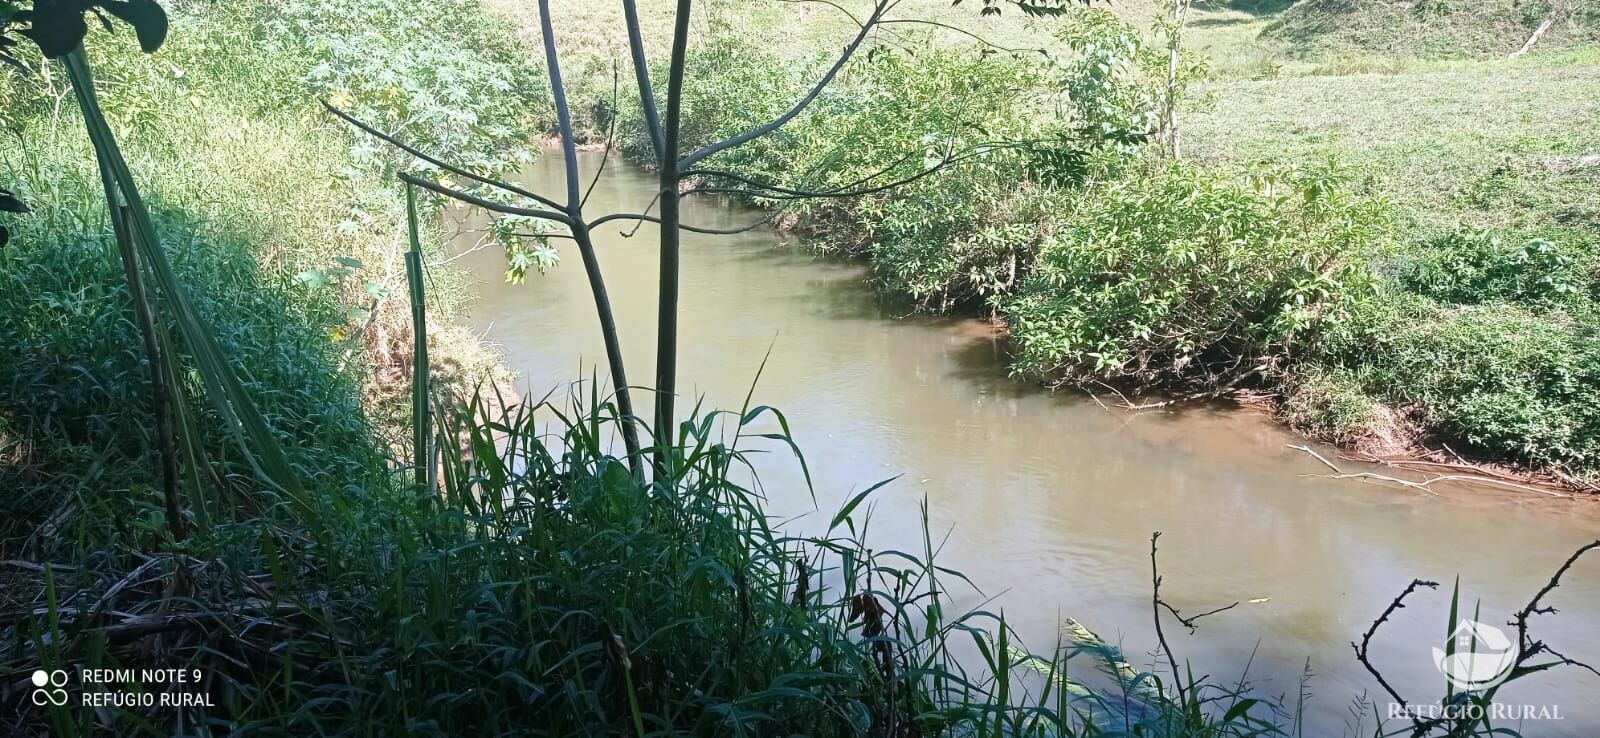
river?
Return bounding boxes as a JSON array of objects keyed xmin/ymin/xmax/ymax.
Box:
[{"xmin": 453, "ymin": 151, "xmax": 1600, "ymax": 735}]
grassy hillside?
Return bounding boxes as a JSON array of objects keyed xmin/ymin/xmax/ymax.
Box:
[
  {"xmin": 1262, "ymin": 0, "xmax": 1600, "ymax": 59},
  {"xmin": 1188, "ymin": 10, "xmax": 1600, "ymax": 478}
]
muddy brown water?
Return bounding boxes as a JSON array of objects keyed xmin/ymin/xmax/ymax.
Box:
[{"xmin": 454, "ymin": 151, "xmax": 1600, "ymax": 735}]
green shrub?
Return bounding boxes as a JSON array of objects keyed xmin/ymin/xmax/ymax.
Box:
[
  {"xmin": 1309, "ymin": 291, "xmax": 1600, "ymax": 474},
  {"xmin": 651, "ymin": 40, "xmax": 1098, "ymax": 309},
  {"xmin": 1051, "ymin": 8, "xmax": 1172, "ymax": 152},
  {"xmin": 1004, "ymin": 163, "xmax": 1388, "ymax": 384},
  {"xmin": 1395, "ymin": 228, "xmax": 1588, "ymax": 307}
]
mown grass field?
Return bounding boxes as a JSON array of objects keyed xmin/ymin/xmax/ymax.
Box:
[{"xmin": 1188, "ymin": 29, "xmax": 1600, "ymax": 237}]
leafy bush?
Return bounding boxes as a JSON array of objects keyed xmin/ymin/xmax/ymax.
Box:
[
  {"xmin": 1396, "ymin": 228, "xmax": 1588, "ymax": 307},
  {"xmin": 1004, "ymin": 163, "xmax": 1388, "ymax": 384},
  {"xmin": 648, "ymin": 40, "xmax": 1100, "ymax": 310},
  {"xmin": 1307, "ymin": 292, "xmax": 1600, "ymax": 474},
  {"xmin": 1050, "ymin": 8, "xmax": 1172, "ymax": 152},
  {"xmin": 270, "ymin": 0, "xmax": 546, "ymax": 171}
]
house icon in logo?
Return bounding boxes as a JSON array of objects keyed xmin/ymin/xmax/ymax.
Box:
[{"xmin": 1431, "ymin": 620, "xmax": 1518, "ymax": 691}]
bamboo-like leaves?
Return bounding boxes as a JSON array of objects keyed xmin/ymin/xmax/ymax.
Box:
[{"xmin": 63, "ymin": 48, "xmax": 307, "ymax": 513}]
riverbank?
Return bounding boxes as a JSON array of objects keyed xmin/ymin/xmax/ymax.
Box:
[
  {"xmin": 458, "ymin": 149, "xmax": 1600, "ymax": 736},
  {"xmin": 0, "ymin": 0, "xmax": 541, "ymax": 546},
  {"xmin": 528, "ymin": 0, "xmax": 1600, "ymax": 494},
  {"xmin": 3, "ymin": 2, "xmax": 1597, "ymax": 734}
]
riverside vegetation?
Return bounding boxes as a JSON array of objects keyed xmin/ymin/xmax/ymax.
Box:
[
  {"xmin": 532, "ymin": 0, "xmax": 1600, "ymax": 490},
  {"xmin": 1, "ymin": 0, "xmax": 1598, "ymax": 736}
]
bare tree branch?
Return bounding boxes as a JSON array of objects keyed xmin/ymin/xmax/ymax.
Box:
[
  {"xmin": 322, "ymin": 101, "xmax": 568, "ymax": 214},
  {"xmin": 399, "ymin": 172, "xmax": 570, "ymax": 223},
  {"xmin": 1354, "ymin": 540, "xmax": 1600, "ymax": 737},
  {"xmin": 775, "ymin": 0, "xmax": 864, "ymax": 29},
  {"xmin": 1351, "ymin": 578, "xmax": 1438, "ymax": 711},
  {"xmin": 1159, "ymin": 599, "xmax": 1239, "ymax": 634},
  {"xmin": 1149, "ymin": 531, "xmax": 1183, "ymax": 702},
  {"xmin": 677, "ymin": 0, "xmax": 889, "ymax": 170},
  {"xmin": 587, "ymin": 210, "xmax": 776, "ymax": 236},
  {"xmin": 877, "ymin": 18, "xmax": 1047, "ymax": 55},
  {"xmin": 1511, "ymin": 539, "xmax": 1600, "ymax": 662},
  {"xmin": 580, "ymin": 64, "xmax": 622, "ymax": 209},
  {"xmin": 684, "ymin": 140, "xmax": 1037, "ymax": 201}
]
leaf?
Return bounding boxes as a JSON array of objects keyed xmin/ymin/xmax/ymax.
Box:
[
  {"xmin": 295, "ymin": 268, "xmax": 331, "ymax": 288},
  {"xmin": 98, "ymin": 0, "xmax": 167, "ymax": 53},
  {"xmin": 0, "ymin": 190, "xmax": 30, "ymax": 212},
  {"xmin": 828, "ymin": 475, "xmax": 900, "ymax": 534},
  {"xmin": 1223, "ymin": 698, "xmax": 1259, "ymax": 723},
  {"xmin": 17, "ymin": 2, "xmax": 89, "ymax": 59}
]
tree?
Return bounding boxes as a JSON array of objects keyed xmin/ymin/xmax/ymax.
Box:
[{"xmin": 336, "ymin": 0, "xmax": 1081, "ymax": 480}]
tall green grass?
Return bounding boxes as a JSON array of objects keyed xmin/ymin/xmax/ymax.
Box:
[
  {"xmin": 2, "ymin": 377, "xmax": 1298, "ymax": 736},
  {"xmin": 0, "ymin": 0, "xmax": 541, "ymax": 552}
]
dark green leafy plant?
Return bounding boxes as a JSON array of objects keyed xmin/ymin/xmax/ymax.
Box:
[
  {"xmin": 2, "ymin": 0, "xmax": 166, "ymax": 61},
  {"xmin": 1397, "ymin": 229, "xmax": 1585, "ymax": 307},
  {"xmin": 1005, "ymin": 163, "xmax": 1388, "ymax": 386}
]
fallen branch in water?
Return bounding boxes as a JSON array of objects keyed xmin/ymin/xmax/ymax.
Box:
[
  {"xmin": 1286, "ymin": 444, "xmax": 1570, "ymax": 498},
  {"xmin": 1354, "ymin": 441, "xmax": 1589, "ymax": 496}
]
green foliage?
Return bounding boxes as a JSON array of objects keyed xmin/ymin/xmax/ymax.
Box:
[
  {"xmin": 2, "ymin": 389, "xmax": 1295, "ymax": 735},
  {"xmin": 1308, "ymin": 292, "xmax": 1600, "ymax": 474},
  {"xmin": 272, "ymin": 0, "xmax": 546, "ymax": 172},
  {"xmin": 489, "ymin": 213, "xmax": 562, "ymax": 284},
  {"xmin": 647, "ymin": 39, "xmax": 1090, "ymax": 309},
  {"xmin": 0, "ymin": 0, "xmax": 538, "ymax": 548},
  {"xmin": 619, "ymin": 36, "xmax": 817, "ymax": 161},
  {"xmin": 0, "ymin": 214, "xmax": 376, "ymax": 547},
  {"xmin": 1396, "ymin": 228, "xmax": 1588, "ymax": 307},
  {"xmin": 1005, "ymin": 163, "xmax": 1388, "ymax": 383},
  {"xmin": 1052, "ymin": 8, "xmax": 1167, "ymax": 150}
]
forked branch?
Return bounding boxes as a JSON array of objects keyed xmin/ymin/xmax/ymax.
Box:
[
  {"xmin": 1355, "ymin": 539, "xmax": 1600, "ymax": 736},
  {"xmin": 676, "ymin": 0, "xmax": 891, "ymax": 170}
]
